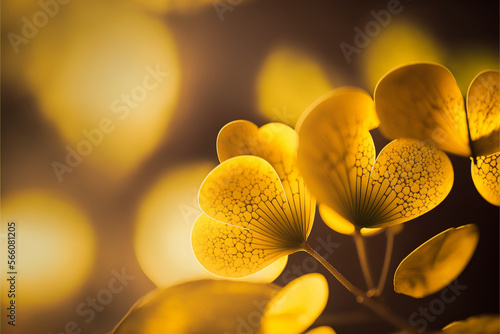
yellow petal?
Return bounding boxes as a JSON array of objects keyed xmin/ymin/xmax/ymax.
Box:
[
  {"xmin": 261, "ymin": 273, "xmax": 329, "ymax": 334},
  {"xmin": 394, "ymin": 224, "xmax": 479, "ymax": 298},
  {"xmin": 305, "ymin": 327, "xmax": 337, "ymax": 334},
  {"xmin": 365, "ymin": 138, "xmax": 454, "ymax": 228},
  {"xmin": 467, "ymin": 70, "xmax": 500, "ymax": 157},
  {"xmin": 192, "ymin": 214, "xmax": 292, "ymax": 278},
  {"xmin": 112, "ymin": 279, "xmax": 280, "ymax": 334},
  {"xmin": 374, "ymin": 63, "xmax": 470, "ymax": 157},
  {"xmin": 319, "ymin": 204, "xmax": 382, "ymax": 237},
  {"xmin": 471, "ymin": 153, "xmax": 500, "ymax": 206},
  {"xmin": 197, "ymin": 156, "xmax": 309, "ymax": 276},
  {"xmin": 296, "ymin": 88, "xmax": 378, "ymax": 226},
  {"xmin": 217, "ymin": 120, "xmax": 316, "ymax": 239},
  {"xmin": 442, "ymin": 314, "xmax": 500, "ymax": 333}
]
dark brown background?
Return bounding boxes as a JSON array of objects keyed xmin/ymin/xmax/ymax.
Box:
[{"xmin": 2, "ymin": 0, "xmax": 499, "ymax": 333}]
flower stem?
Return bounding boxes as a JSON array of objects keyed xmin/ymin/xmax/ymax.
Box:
[
  {"xmin": 353, "ymin": 228, "xmax": 375, "ymax": 294},
  {"xmin": 303, "ymin": 243, "xmax": 421, "ymax": 334},
  {"xmin": 374, "ymin": 228, "xmax": 395, "ymax": 296}
]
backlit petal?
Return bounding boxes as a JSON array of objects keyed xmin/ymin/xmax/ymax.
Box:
[
  {"xmin": 394, "ymin": 224, "xmax": 478, "ymax": 298},
  {"xmin": 305, "ymin": 327, "xmax": 337, "ymax": 334},
  {"xmin": 297, "ymin": 88, "xmax": 377, "ymax": 226},
  {"xmin": 192, "ymin": 214, "xmax": 292, "ymax": 278},
  {"xmin": 217, "ymin": 120, "xmax": 316, "ymax": 244},
  {"xmin": 467, "ymin": 70, "xmax": 500, "ymax": 157},
  {"xmin": 471, "ymin": 153, "xmax": 500, "ymax": 206},
  {"xmin": 112, "ymin": 279, "xmax": 279, "ymax": 334},
  {"xmin": 261, "ymin": 273, "xmax": 329, "ymax": 334},
  {"xmin": 442, "ymin": 314, "xmax": 500, "ymax": 333},
  {"xmin": 364, "ymin": 139, "xmax": 454, "ymax": 227},
  {"xmin": 319, "ymin": 204, "xmax": 382, "ymax": 236},
  {"xmin": 374, "ymin": 63, "xmax": 470, "ymax": 157}
]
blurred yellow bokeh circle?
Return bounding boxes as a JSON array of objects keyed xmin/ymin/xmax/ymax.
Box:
[
  {"xmin": 1, "ymin": 189, "xmax": 95, "ymax": 308},
  {"xmin": 363, "ymin": 20, "xmax": 444, "ymax": 90},
  {"xmin": 135, "ymin": 161, "xmax": 287, "ymax": 288},
  {"xmin": 256, "ymin": 46, "xmax": 334, "ymax": 127},
  {"xmin": 24, "ymin": 1, "xmax": 181, "ymax": 180}
]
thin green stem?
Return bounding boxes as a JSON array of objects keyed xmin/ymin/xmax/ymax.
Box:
[
  {"xmin": 374, "ymin": 228, "xmax": 395, "ymax": 297},
  {"xmin": 303, "ymin": 243, "xmax": 422, "ymax": 334},
  {"xmin": 353, "ymin": 228, "xmax": 375, "ymax": 293}
]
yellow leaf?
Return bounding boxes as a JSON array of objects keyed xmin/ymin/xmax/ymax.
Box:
[
  {"xmin": 471, "ymin": 153, "xmax": 500, "ymax": 206},
  {"xmin": 467, "ymin": 70, "xmax": 500, "ymax": 157},
  {"xmin": 112, "ymin": 279, "xmax": 279, "ymax": 334},
  {"xmin": 374, "ymin": 63, "xmax": 470, "ymax": 157},
  {"xmin": 442, "ymin": 314, "xmax": 500, "ymax": 333},
  {"xmin": 366, "ymin": 138, "xmax": 454, "ymax": 228},
  {"xmin": 195, "ymin": 156, "xmax": 312, "ymax": 277},
  {"xmin": 192, "ymin": 214, "xmax": 292, "ymax": 278},
  {"xmin": 296, "ymin": 87, "xmax": 378, "ymax": 226},
  {"xmin": 297, "ymin": 88, "xmax": 453, "ymax": 228},
  {"xmin": 305, "ymin": 327, "xmax": 337, "ymax": 334},
  {"xmin": 394, "ymin": 224, "xmax": 479, "ymax": 298},
  {"xmin": 319, "ymin": 204, "xmax": 382, "ymax": 236},
  {"xmin": 261, "ymin": 273, "xmax": 329, "ymax": 334},
  {"xmin": 217, "ymin": 120, "xmax": 316, "ymax": 236}
]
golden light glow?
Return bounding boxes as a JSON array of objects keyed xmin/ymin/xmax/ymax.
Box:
[
  {"xmin": 135, "ymin": 162, "xmax": 286, "ymax": 287},
  {"xmin": 363, "ymin": 20, "xmax": 444, "ymax": 90},
  {"xmin": 305, "ymin": 327, "xmax": 337, "ymax": 334},
  {"xmin": 256, "ymin": 46, "xmax": 334, "ymax": 127},
  {"xmin": 394, "ymin": 224, "xmax": 479, "ymax": 298},
  {"xmin": 24, "ymin": 1, "xmax": 180, "ymax": 179},
  {"xmin": 374, "ymin": 63, "xmax": 470, "ymax": 157},
  {"xmin": 192, "ymin": 120, "xmax": 316, "ymax": 278},
  {"xmin": 131, "ymin": 0, "xmax": 255, "ymax": 14},
  {"xmin": 113, "ymin": 274, "xmax": 330, "ymax": 334},
  {"xmin": 1, "ymin": 190, "xmax": 95, "ymax": 308},
  {"xmin": 449, "ymin": 48, "xmax": 499, "ymax": 94},
  {"xmin": 297, "ymin": 88, "xmax": 453, "ymax": 229},
  {"xmin": 112, "ymin": 279, "xmax": 280, "ymax": 334},
  {"xmin": 443, "ymin": 315, "xmax": 500, "ymax": 333},
  {"xmin": 319, "ymin": 204, "xmax": 382, "ymax": 237},
  {"xmin": 375, "ymin": 64, "xmax": 499, "ymax": 205},
  {"xmin": 261, "ymin": 273, "xmax": 329, "ymax": 334}
]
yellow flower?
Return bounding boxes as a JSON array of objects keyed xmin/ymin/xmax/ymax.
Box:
[
  {"xmin": 192, "ymin": 121, "xmax": 316, "ymax": 278},
  {"xmin": 296, "ymin": 87, "xmax": 454, "ymax": 229},
  {"xmin": 374, "ymin": 63, "xmax": 499, "ymax": 205},
  {"xmin": 112, "ymin": 273, "xmax": 333, "ymax": 334}
]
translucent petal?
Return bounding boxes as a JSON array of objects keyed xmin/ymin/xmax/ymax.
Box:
[
  {"xmin": 319, "ymin": 204, "xmax": 382, "ymax": 237},
  {"xmin": 471, "ymin": 153, "xmax": 500, "ymax": 206},
  {"xmin": 217, "ymin": 120, "xmax": 316, "ymax": 243},
  {"xmin": 364, "ymin": 139, "xmax": 454, "ymax": 228},
  {"xmin": 261, "ymin": 273, "xmax": 329, "ymax": 334},
  {"xmin": 192, "ymin": 214, "xmax": 292, "ymax": 278},
  {"xmin": 296, "ymin": 88, "xmax": 378, "ymax": 226},
  {"xmin": 112, "ymin": 279, "xmax": 280, "ymax": 334},
  {"xmin": 374, "ymin": 63, "xmax": 470, "ymax": 157},
  {"xmin": 442, "ymin": 314, "xmax": 500, "ymax": 333},
  {"xmin": 394, "ymin": 224, "xmax": 479, "ymax": 298},
  {"xmin": 197, "ymin": 156, "xmax": 309, "ymax": 277},
  {"xmin": 305, "ymin": 327, "xmax": 337, "ymax": 334},
  {"xmin": 467, "ymin": 70, "xmax": 500, "ymax": 157}
]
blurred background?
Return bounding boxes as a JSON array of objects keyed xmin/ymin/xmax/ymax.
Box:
[{"xmin": 1, "ymin": 0, "xmax": 499, "ymax": 333}]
